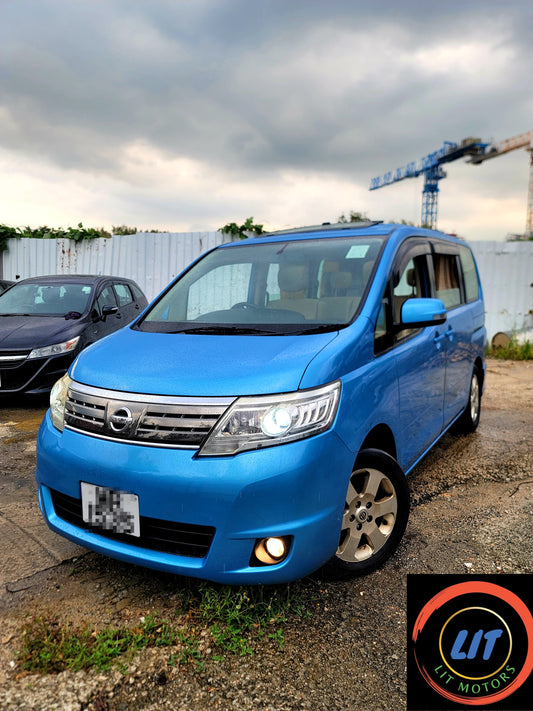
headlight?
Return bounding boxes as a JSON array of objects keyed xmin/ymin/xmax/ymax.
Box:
[
  {"xmin": 198, "ymin": 381, "xmax": 341, "ymax": 456},
  {"xmin": 50, "ymin": 373, "xmax": 72, "ymax": 432},
  {"xmin": 28, "ymin": 336, "xmax": 80, "ymax": 360}
]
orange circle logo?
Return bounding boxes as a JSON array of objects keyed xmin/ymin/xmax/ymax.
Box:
[{"xmin": 410, "ymin": 580, "xmax": 533, "ymax": 707}]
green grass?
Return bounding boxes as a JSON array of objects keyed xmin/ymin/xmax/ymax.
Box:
[
  {"xmin": 488, "ymin": 337, "xmax": 532, "ymax": 361},
  {"xmin": 18, "ymin": 581, "xmax": 317, "ymax": 675},
  {"xmin": 18, "ymin": 614, "xmax": 180, "ymax": 673}
]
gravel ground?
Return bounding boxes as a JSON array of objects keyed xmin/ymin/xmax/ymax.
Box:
[{"xmin": 0, "ymin": 359, "xmax": 532, "ymax": 710}]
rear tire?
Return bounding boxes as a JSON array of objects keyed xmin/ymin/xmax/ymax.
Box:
[
  {"xmin": 322, "ymin": 449, "xmax": 410, "ymax": 579},
  {"xmin": 454, "ymin": 366, "xmax": 481, "ymax": 434}
]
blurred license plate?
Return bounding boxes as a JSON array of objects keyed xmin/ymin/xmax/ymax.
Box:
[{"xmin": 81, "ymin": 483, "xmax": 140, "ymax": 537}]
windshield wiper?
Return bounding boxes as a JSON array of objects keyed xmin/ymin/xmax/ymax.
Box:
[
  {"xmin": 288, "ymin": 324, "xmax": 341, "ymax": 335},
  {"xmin": 174, "ymin": 325, "xmax": 282, "ymax": 335}
]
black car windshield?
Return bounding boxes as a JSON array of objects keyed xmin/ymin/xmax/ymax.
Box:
[
  {"xmin": 0, "ymin": 282, "xmax": 92, "ymax": 316},
  {"xmin": 138, "ymin": 235, "xmax": 385, "ymax": 335}
]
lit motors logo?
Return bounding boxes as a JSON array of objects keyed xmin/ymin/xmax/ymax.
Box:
[{"xmin": 407, "ymin": 576, "xmax": 533, "ymax": 709}]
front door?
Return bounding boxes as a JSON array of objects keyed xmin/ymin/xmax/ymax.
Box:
[{"xmin": 374, "ymin": 242, "xmax": 446, "ymax": 471}]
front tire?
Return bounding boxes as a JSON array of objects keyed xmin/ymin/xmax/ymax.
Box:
[{"xmin": 323, "ymin": 449, "xmax": 410, "ymax": 579}]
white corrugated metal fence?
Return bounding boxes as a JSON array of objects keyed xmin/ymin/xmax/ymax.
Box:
[
  {"xmin": 1, "ymin": 233, "xmax": 532, "ymax": 342},
  {"xmin": 470, "ymin": 241, "xmax": 532, "ymax": 342},
  {"xmin": 1, "ymin": 232, "xmax": 231, "ymax": 301}
]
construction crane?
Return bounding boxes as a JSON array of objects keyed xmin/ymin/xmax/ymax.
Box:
[
  {"xmin": 468, "ymin": 131, "xmax": 533, "ymax": 238},
  {"xmin": 369, "ymin": 138, "xmax": 487, "ymax": 229},
  {"xmin": 369, "ymin": 132, "xmax": 533, "ymax": 235}
]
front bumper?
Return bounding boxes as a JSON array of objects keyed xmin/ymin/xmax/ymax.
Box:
[{"xmin": 36, "ymin": 412, "xmax": 354, "ymax": 584}]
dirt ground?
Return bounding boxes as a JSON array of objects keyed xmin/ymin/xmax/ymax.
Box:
[{"xmin": 0, "ymin": 359, "xmax": 532, "ymax": 710}]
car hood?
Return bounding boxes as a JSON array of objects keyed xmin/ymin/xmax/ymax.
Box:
[
  {"xmin": 70, "ymin": 326, "xmax": 339, "ymax": 396},
  {"xmin": 0, "ymin": 315, "xmax": 83, "ymax": 350}
]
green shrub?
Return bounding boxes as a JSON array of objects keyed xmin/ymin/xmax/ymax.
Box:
[{"xmin": 488, "ymin": 337, "xmax": 532, "ymax": 361}]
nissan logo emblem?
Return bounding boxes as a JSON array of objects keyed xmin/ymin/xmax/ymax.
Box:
[{"xmin": 108, "ymin": 407, "xmax": 133, "ymax": 433}]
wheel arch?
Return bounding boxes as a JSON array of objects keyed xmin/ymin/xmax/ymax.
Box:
[
  {"xmin": 474, "ymin": 356, "xmax": 485, "ymax": 390},
  {"xmin": 358, "ymin": 424, "xmax": 397, "ymax": 462}
]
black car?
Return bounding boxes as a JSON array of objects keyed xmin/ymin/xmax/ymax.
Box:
[
  {"xmin": 0, "ymin": 279, "xmax": 15, "ymax": 293},
  {"xmin": 0, "ymin": 275, "xmax": 148, "ymax": 395}
]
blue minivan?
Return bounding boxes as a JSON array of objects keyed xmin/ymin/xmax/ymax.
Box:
[{"xmin": 36, "ymin": 222, "xmax": 485, "ymax": 584}]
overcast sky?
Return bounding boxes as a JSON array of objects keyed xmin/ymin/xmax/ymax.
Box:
[{"xmin": 1, "ymin": 0, "xmax": 532, "ymax": 240}]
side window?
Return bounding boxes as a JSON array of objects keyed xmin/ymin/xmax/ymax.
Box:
[
  {"xmin": 114, "ymin": 283, "xmax": 133, "ymax": 307},
  {"xmin": 374, "ymin": 253, "xmax": 429, "ymax": 354},
  {"xmin": 459, "ymin": 246, "xmax": 480, "ymax": 303},
  {"xmin": 130, "ymin": 283, "xmax": 145, "ymax": 302},
  {"xmin": 393, "ymin": 257, "xmax": 427, "ymax": 323},
  {"xmin": 96, "ymin": 285, "xmax": 117, "ymax": 315},
  {"xmin": 433, "ymin": 254, "xmax": 463, "ymax": 309}
]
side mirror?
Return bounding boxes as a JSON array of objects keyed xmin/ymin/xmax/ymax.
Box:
[
  {"xmin": 400, "ymin": 298, "xmax": 447, "ymax": 328},
  {"xmin": 101, "ymin": 304, "xmax": 119, "ymax": 322}
]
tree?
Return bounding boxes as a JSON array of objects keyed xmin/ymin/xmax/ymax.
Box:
[
  {"xmin": 219, "ymin": 217, "xmax": 266, "ymax": 239},
  {"xmin": 337, "ymin": 211, "xmax": 369, "ymax": 223}
]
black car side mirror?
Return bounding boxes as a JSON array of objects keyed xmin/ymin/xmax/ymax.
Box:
[{"xmin": 101, "ymin": 304, "xmax": 119, "ymax": 322}]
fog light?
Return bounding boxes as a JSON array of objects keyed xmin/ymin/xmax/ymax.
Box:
[
  {"xmin": 266, "ymin": 537, "xmax": 285, "ymax": 559},
  {"xmin": 253, "ymin": 536, "xmax": 291, "ymax": 566}
]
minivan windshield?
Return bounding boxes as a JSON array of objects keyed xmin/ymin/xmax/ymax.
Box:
[{"xmin": 138, "ymin": 235, "xmax": 385, "ymax": 335}]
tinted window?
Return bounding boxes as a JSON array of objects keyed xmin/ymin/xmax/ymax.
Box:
[
  {"xmin": 459, "ymin": 246, "xmax": 480, "ymax": 303},
  {"xmin": 114, "ymin": 283, "xmax": 133, "ymax": 307},
  {"xmin": 433, "ymin": 254, "xmax": 462, "ymax": 309},
  {"xmin": 130, "ymin": 283, "xmax": 145, "ymax": 302},
  {"xmin": 96, "ymin": 286, "xmax": 117, "ymax": 314}
]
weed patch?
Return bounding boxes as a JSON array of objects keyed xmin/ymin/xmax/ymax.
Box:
[
  {"xmin": 17, "ymin": 582, "xmax": 318, "ymax": 675},
  {"xmin": 488, "ymin": 337, "xmax": 532, "ymax": 360},
  {"xmin": 18, "ymin": 614, "xmax": 179, "ymax": 674}
]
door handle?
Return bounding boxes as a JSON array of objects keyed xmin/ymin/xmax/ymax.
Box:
[
  {"xmin": 445, "ymin": 326, "xmax": 454, "ymax": 342},
  {"xmin": 433, "ymin": 331, "xmax": 447, "ymax": 349}
]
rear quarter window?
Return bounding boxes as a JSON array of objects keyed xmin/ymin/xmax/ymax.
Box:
[{"xmin": 459, "ymin": 246, "xmax": 480, "ymax": 303}]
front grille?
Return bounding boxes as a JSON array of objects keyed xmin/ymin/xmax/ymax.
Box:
[
  {"xmin": 0, "ymin": 350, "xmax": 30, "ymax": 368},
  {"xmin": 0, "ymin": 360, "xmax": 41, "ymax": 390},
  {"xmin": 0, "ymin": 352, "xmax": 74, "ymax": 393},
  {"xmin": 50, "ymin": 489, "xmax": 215, "ymax": 558},
  {"xmin": 65, "ymin": 382, "xmax": 233, "ymax": 448}
]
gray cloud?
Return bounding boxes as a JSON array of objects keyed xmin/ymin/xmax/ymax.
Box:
[{"xmin": 1, "ymin": 0, "xmax": 532, "ymax": 234}]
